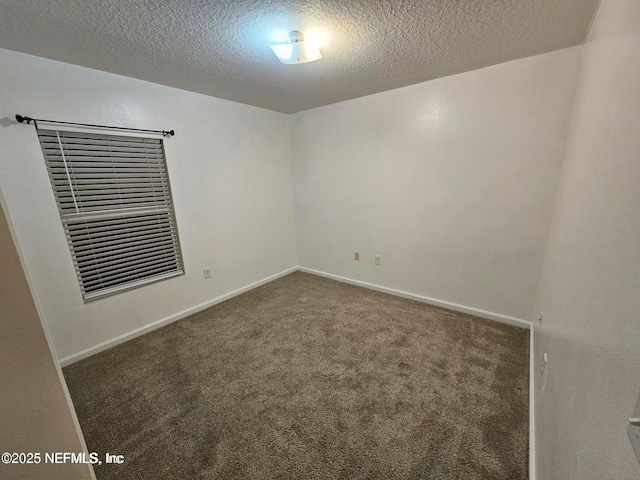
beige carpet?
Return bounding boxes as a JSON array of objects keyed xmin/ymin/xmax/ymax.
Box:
[{"xmin": 64, "ymin": 271, "xmax": 529, "ymax": 479}]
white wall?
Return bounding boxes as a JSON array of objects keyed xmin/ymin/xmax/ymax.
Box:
[
  {"xmin": 291, "ymin": 48, "xmax": 582, "ymax": 321},
  {"xmin": 0, "ymin": 192, "xmax": 94, "ymax": 480},
  {"xmin": 534, "ymin": 0, "xmax": 640, "ymax": 478},
  {"xmin": 0, "ymin": 48, "xmax": 297, "ymax": 361}
]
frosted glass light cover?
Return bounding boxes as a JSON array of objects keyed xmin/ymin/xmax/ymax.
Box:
[{"xmin": 270, "ymin": 41, "xmax": 322, "ymax": 64}]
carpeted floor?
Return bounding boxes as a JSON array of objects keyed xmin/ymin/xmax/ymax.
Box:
[{"xmin": 64, "ymin": 272, "xmax": 529, "ymax": 479}]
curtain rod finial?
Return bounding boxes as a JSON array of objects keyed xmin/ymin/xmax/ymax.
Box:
[{"xmin": 16, "ymin": 114, "xmax": 32, "ymax": 124}]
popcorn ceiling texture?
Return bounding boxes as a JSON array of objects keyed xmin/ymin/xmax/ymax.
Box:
[{"xmin": 0, "ymin": 0, "xmax": 599, "ymax": 113}]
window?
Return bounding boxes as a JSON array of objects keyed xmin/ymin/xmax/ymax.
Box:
[{"xmin": 38, "ymin": 129, "xmax": 184, "ymax": 302}]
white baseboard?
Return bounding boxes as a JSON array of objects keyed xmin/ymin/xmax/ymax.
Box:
[
  {"xmin": 529, "ymin": 326, "xmax": 536, "ymax": 480},
  {"xmin": 58, "ymin": 266, "xmax": 298, "ymax": 367},
  {"xmin": 298, "ymin": 267, "xmax": 532, "ymax": 329}
]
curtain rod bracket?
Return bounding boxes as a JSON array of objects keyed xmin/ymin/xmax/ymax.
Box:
[{"xmin": 16, "ymin": 114, "xmax": 33, "ymax": 124}]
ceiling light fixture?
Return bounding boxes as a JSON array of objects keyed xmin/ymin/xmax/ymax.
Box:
[{"xmin": 270, "ymin": 31, "xmax": 322, "ymax": 64}]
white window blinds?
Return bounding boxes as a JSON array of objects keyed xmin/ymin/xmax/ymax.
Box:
[{"xmin": 38, "ymin": 129, "xmax": 184, "ymax": 302}]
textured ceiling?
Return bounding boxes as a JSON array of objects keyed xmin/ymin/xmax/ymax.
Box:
[{"xmin": 0, "ymin": 0, "xmax": 600, "ymax": 113}]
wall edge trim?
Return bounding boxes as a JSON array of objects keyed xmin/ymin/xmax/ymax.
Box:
[{"xmin": 530, "ymin": 325, "xmax": 536, "ymax": 480}]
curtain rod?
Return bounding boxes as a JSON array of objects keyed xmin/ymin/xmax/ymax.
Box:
[{"xmin": 15, "ymin": 114, "xmax": 175, "ymax": 137}]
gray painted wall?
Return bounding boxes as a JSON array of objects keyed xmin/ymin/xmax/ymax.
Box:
[
  {"xmin": 534, "ymin": 0, "xmax": 640, "ymax": 477},
  {"xmin": 0, "ymin": 194, "xmax": 94, "ymax": 480}
]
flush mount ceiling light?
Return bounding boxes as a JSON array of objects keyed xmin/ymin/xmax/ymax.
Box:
[{"xmin": 270, "ymin": 31, "xmax": 322, "ymax": 64}]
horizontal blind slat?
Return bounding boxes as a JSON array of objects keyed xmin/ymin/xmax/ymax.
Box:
[
  {"xmin": 53, "ymin": 185, "xmax": 167, "ymax": 194},
  {"xmin": 49, "ymin": 172, "xmax": 166, "ymax": 180},
  {"xmin": 58, "ymin": 196, "xmax": 169, "ymax": 209},
  {"xmin": 68, "ymin": 219, "xmax": 171, "ymax": 238},
  {"xmin": 52, "ymin": 178, "xmax": 168, "ymax": 187},
  {"xmin": 72, "ymin": 245, "xmax": 178, "ymax": 265},
  {"xmin": 43, "ymin": 150, "xmax": 164, "ymax": 159},
  {"xmin": 56, "ymin": 193, "xmax": 168, "ymax": 205},
  {"xmin": 49, "ymin": 166, "xmax": 166, "ymax": 173},
  {"xmin": 70, "ymin": 232, "xmax": 177, "ymax": 256},
  {"xmin": 39, "ymin": 129, "xmax": 162, "ymax": 144},
  {"xmin": 65, "ymin": 213, "xmax": 174, "ymax": 232},
  {"xmin": 74, "ymin": 243, "xmax": 179, "ymax": 266},
  {"xmin": 71, "ymin": 231, "xmax": 177, "ymax": 249},
  {"xmin": 68, "ymin": 223, "xmax": 175, "ymax": 247},
  {"xmin": 77, "ymin": 253, "xmax": 179, "ymax": 283},
  {"xmin": 42, "ymin": 141, "xmax": 162, "ymax": 150},
  {"xmin": 62, "ymin": 206, "xmax": 171, "ymax": 222},
  {"xmin": 47, "ymin": 161, "xmax": 165, "ymax": 169},
  {"xmin": 81, "ymin": 270, "xmax": 183, "ymax": 300},
  {"xmin": 82, "ymin": 263, "xmax": 181, "ymax": 291}
]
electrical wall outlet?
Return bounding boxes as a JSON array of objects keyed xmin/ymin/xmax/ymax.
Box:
[
  {"xmin": 374, "ymin": 255, "xmax": 381, "ymax": 266},
  {"xmin": 354, "ymin": 252, "xmax": 360, "ymax": 261},
  {"xmin": 203, "ymin": 267, "xmax": 211, "ymax": 279}
]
